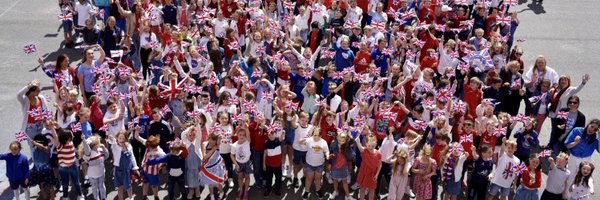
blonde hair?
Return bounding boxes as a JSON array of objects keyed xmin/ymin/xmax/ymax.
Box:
[{"xmin": 504, "ymin": 139, "xmax": 517, "ymax": 148}]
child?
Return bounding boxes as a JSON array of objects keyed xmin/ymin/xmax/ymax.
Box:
[
  {"xmin": 50, "ymin": 124, "xmax": 84, "ymax": 199},
  {"xmin": 412, "ymin": 144, "xmax": 437, "ymax": 200},
  {"xmin": 514, "ymin": 153, "xmax": 542, "ymax": 200},
  {"xmin": 214, "ymin": 111, "xmax": 235, "ymax": 187},
  {"xmin": 443, "ymin": 142, "xmax": 469, "ymax": 200},
  {"xmin": 134, "ymin": 127, "xmax": 165, "ymax": 200},
  {"xmin": 199, "ymin": 133, "xmax": 227, "ymax": 200},
  {"xmin": 28, "ymin": 134, "xmax": 57, "ymax": 200},
  {"xmin": 467, "ymin": 145, "xmax": 494, "ymax": 200},
  {"xmin": 388, "ymin": 150, "xmax": 411, "ymax": 200},
  {"xmin": 0, "ymin": 141, "xmax": 30, "ymax": 200},
  {"xmin": 291, "ymin": 112, "xmax": 314, "ymax": 188},
  {"xmin": 147, "ymin": 138, "xmax": 188, "ymax": 200},
  {"xmin": 182, "ymin": 126, "xmax": 204, "ymax": 199},
  {"xmin": 569, "ymin": 161, "xmax": 595, "ymax": 200},
  {"xmin": 108, "ymin": 131, "xmax": 139, "ymax": 200},
  {"xmin": 231, "ymin": 128, "xmax": 252, "ymax": 200},
  {"xmin": 263, "ymin": 123, "xmax": 285, "ymax": 196},
  {"xmin": 487, "ymin": 138, "xmax": 520, "ymax": 200},
  {"xmin": 329, "ymin": 132, "xmax": 356, "ymax": 200},
  {"xmin": 541, "ymin": 152, "xmax": 571, "ymax": 199},
  {"xmin": 431, "ymin": 133, "xmax": 450, "ymax": 200},
  {"xmin": 81, "ymin": 135, "xmax": 109, "ymax": 200},
  {"xmin": 355, "ymin": 134, "xmax": 383, "ymax": 200},
  {"xmin": 300, "ymin": 128, "xmax": 330, "ymax": 200}
]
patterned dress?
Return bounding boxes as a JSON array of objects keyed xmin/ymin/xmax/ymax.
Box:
[
  {"xmin": 413, "ymin": 157, "xmax": 437, "ymax": 199},
  {"xmin": 199, "ymin": 147, "xmax": 227, "ymax": 185}
]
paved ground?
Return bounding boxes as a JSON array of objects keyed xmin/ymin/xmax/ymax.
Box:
[{"xmin": 0, "ymin": 0, "xmax": 599, "ymax": 199}]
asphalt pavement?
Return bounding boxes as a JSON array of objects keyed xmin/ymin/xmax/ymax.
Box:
[{"xmin": 0, "ymin": 0, "xmax": 599, "ymax": 199}]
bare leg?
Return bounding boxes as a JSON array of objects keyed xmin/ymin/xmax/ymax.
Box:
[{"xmin": 304, "ymin": 171, "xmax": 315, "ymax": 193}]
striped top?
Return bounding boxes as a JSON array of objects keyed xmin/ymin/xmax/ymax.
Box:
[
  {"xmin": 57, "ymin": 142, "xmax": 77, "ymax": 167},
  {"xmin": 142, "ymin": 148, "xmax": 165, "ymax": 175}
]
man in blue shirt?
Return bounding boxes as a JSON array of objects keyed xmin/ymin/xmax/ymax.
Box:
[{"xmin": 565, "ymin": 119, "xmax": 600, "ymax": 180}]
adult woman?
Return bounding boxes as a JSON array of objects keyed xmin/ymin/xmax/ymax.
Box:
[
  {"xmin": 549, "ymin": 96, "xmax": 586, "ymax": 154},
  {"xmin": 38, "ymin": 54, "xmax": 78, "ymax": 90},
  {"xmin": 547, "ymin": 74, "xmax": 589, "ymax": 150},
  {"xmin": 17, "ymin": 80, "xmax": 49, "ymax": 151},
  {"xmin": 101, "ymin": 16, "xmax": 123, "ymax": 56},
  {"xmin": 77, "ymin": 44, "xmax": 106, "ymax": 105},
  {"xmin": 565, "ymin": 119, "xmax": 600, "ymax": 181},
  {"xmin": 523, "ymin": 55, "xmax": 560, "ymax": 115}
]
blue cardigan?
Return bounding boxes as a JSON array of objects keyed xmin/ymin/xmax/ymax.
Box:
[{"xmin": 0, "ymin": 153, "xmax": 29, "ymax": 181}]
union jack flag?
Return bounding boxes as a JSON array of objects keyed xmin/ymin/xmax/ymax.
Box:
[
  {"xmin": 354, "ymin": 117, "xmax": 366, "ymax": 125},
  {"xmin": 516, "ymin": 38, "xmax": 526, "ymax": 43},
  {"xmin": 97, "ymin": 74, "xmax": 111, "ymax": 85},
  {"xmin": 302, "ymin": 70, "xmax": 313, "ymax": 79},
  {"xmin": 493, "ymin": 126, "xmax": 507, "ymax": 137},
  {"xmin": 99, "ymin": 124, "xmax": 109, "ymax": 132},
  {"xmin": 315, "ymin": 99, "xmax": 326, "ymax": 106},
  {"xmin": 436, "ymin": 88, "xmax": 452, "ymax": 102},
  {"xmin": 371, "ymin": 22, "xmax": 385, "ymax": 30},
  {"xmin": 107, "ymin": 87, "xmax": 119, "ymax": 98},
  {"xmin": 161, "ymin": 105, "xmax": 171, "ymax": 116},
  {"xmin": 513, "ymin": 162, "xmax": 528, "ymax": 175},
  {"xmin": 449, "ymin": 145, "xmax": 464, "ymax": 154},
  {"xmin": 158, "ymin": 76, "xmax": 189, "ymax": 100},
  {"xmin": 539, "ymin": 150, "xmax": 552, "ymax": 157},
  {"xmin": 460, "ymin": 134, "xmax": 473, "ymax": 143},
  {"xmin": 262, "ymin": 91, "xmax": 274, "ymax": 101},
  {"xmin": 382, "ymin": 48, "xmax": 394, "ymax": 55},
  {"xmin": 406, "ymin": 50, "xmax": 415, "ymax": 60},
  {"xmin": 344, "ymin": 21, "xmax": 357, "ymax": 29},
  {"xmin": 511, "ymin": 113, "xmax": 529, "ymax": 123},
  {"xmin": 453, "ymin": 100, "xmax": 467, "ymax": 113},
  {"xmin": 355, "ymin": 73, "xmax": 367, "ymax": 82},
  {"xmin": 496, "ymin": 16, "xmax": 512, "ymax": 25},
  {"xmin": 232, "ymin": 113, "xmax": 243, "ymax": 123},
  {"xmin": 57, "ymin": 13, "xmax": 73, "ymax": 21},
  {"xmin": 190, "ymin": 85, "xmax": 203, "ymax": 94},
  {"xmin": 352, "ymin": 42, "xmax": 361, "ymax": 49},
  {"xmin": 210, "ymin": 124, "xmax": 221, "ymax": 133},
  {"xmin": 557, "ymin": 111, "xmax": 568, "ymax": 119},
  {"xmin": 283, "ymin": 1, "xmax": 295, "ymax": 9},
  {"xmin": 205, "ymin": 103, "xmax": 216, "ymax": 113},
  {"xmin": 187, "ymin": 111, "xmax": 201, "ymax": 119},
  {"xmin": 414, "ymin": 40, "xmax": 425, "ymax": 48},
  {"xmin": 196, "ymin": 13, "xmax": 210, "ymax": 22},
  {"xmin": 322, "ymin": 50, "xmax": 335, "ymax": 59},
  {"xmin": 503, "ymin": 0, "xmax": 518, "ymax": 5},
  {"xmin": 15, "ymin": 132, "xmax": 28, "ymax": 142},
  {"xmin": 401, "ymin": 9, "xmax": 416, "ymax": 20},
  {"xmin": 71, "ymin": 122, "xmax": 82, "ymax": 132},
  {"xmin": 167, "ymin": 137, "xmax": 181, "ymax": 147},
  {"xmin": 110, "ymin": 50, "xmax": 123, "ymax": 58},
  {"xmin": 117, "ymin": 67, "xmax": 130, "ymax": 76},
  {"xmin": 227, "ymin": 42, "xmax": 239, "ymax": 50},
  {"xmin": 255, "ymin": 46, "xmax": 266, "ymax": 54},
  {"xmin": 449, "ymin": 51, "xmax": 460, "ymax": 59},
  {"xmin": 202, "ymin": 8, "xmax": 216, "ymax": 15},
  {"xmin": 93, "ymin": 9, "xmax": 105, "ymax": 16},
  {"xmin": 266, "ymin": 124, "xmax": 280, "ymax": 133},
  {"xmin": 23, "ymin": 44, "xmax": 37, "ymax": 55},
  {"xmin": 414, "ymin": 120, "xmax": 428, "ymax": 131},
  {"xmin": 128, "ymin": 117, "xmax": 139, "ymax": 129}
]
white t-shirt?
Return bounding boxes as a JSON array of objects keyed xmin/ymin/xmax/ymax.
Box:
[
  {"xmin": 305, "ymin": 137, "xmax": 329, "ymax": 166},
  {"xmin": 217, "ymin": 125, "xmax": 234, "ymax": 153},
  {"xmin": 103, "ymin": 109, "xmax": 125, "ymax": 137},
  {"xmin": 346, "ymin": 6, "xmax": 363, "ymax": 24},
  {"xmin": 545, "ymin": 166, "xmax": 571, "ymax": 194},
  {"xmin": 491, "ymin": 153, "xmax": 521, "ymax": 188},
  {"xmin": 292, "ymin": 124, "xmax": 314, "ymax": 152},
  {"xmin": 231, "ymin": 141, "xmax": 251, "ymax": 163},
  {"xmin": 212, "ymin": 18, "xmax": 229, "ymax": 38},
  {"xmin": 75, "ymin": 2, "xmax": 94, "ymax": 27}
]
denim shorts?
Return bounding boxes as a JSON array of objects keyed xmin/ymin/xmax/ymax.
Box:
[
  {"xmin": 488, "ymin": 183, "xmax": 511, "ymax": 196},
  {"xmin": 293, "ymin": 150, "xmax": 307, "ymax": 165},
  {"xmin": 305, "ymin": 164, "xmax": 324, "ymax": 173},
  {"xmin": 236, "ymin": 161, "xmax": 254, "ymax": 174}
]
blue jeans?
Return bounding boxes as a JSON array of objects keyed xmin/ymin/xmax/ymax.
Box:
[
  {"xmin": 251, "ymin": 150, "xmax": 264, "ymax": 187},
  {"xmin": 59, "ymin": 165, "xmax": 82, "ymax": 197},
  {"xmin": 25, "ymin": 122, "xmax": 43, "ymax": 152}
]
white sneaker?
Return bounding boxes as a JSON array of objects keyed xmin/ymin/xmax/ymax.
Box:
[
  {"xmin": 345, "ymin": 195, "xmax": 357, "ymax": 200},
  {"xmin": 78, "ymin": 195, "xmax": 85, "ymax": 200},
  {"xmin": 350, "ymin": 183, "xmax": 360, "ymax": 190},
  {"xmin": 219, "ymin": 192, "xmax": 225, "ymax": 200},
  {"xmin": 227, "ymin": 178, "xmax": 234, "ymax": 187},
  {"xmin": 283, "ymin": 165, "xmax": 288, "ymax": 177},
  {"xmin": 210, "ymin": 194, "xmax": 215, "ymax": 200},
  {"xmin": 285, "ymin": 165, "xmax": 292, "ymax": 178},
  {"xmin": 329, "ymin": 191, "xmax": 339, "ymax": 200},
  {"xmin": 326, "ymin": 173, "xmax": 333, "ymax": 184},
  {"xmin": 406, "ymin": 189, "xmax": 416, "ymax": 198},
  {"xmin": 187, "ymin": 191, "xmax": 194, "ymax": 199}
]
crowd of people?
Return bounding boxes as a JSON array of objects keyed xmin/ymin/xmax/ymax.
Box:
[{"xmin": 1, "ymin": 0, "xmax": 599, "ymax": 200}]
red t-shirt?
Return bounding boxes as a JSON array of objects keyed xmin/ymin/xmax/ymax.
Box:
[
  {"xmin": 310, "ymin": 30, "xmax": 320, "ymax": 52},
  {"xmin": 220, "ymin": 2, "xmax": 237, "ymax": 18},
  {"xmin": 354, "ymin": 51, "xmax": 372, "ymax": 73},
  {"xmin": 264, "ymin": 139, "xmax": 283, "ymax": 167},
  {"xmin": 224, "ymin": 37, "xmax": 238, "ymax": 59},
  {"xmin": 320, "ymin": 119, "xmax": 337, "ymax": 144},
  {"xmin": 463, "ymin": 85, "xmax": 482, "ymax": 117},
  {"xmin": 27, "ymin": 100, "xmax": 43, "ymax": 124},
  {"xmin": 249, "ymin": 122, "xmax": 268, "ymax": 152},
  {"xmin": 432, "ymin": 143, "xmax": 448, "ymax": 166},
  {"xmin": 419, "ymin": 56, "xmax": 438, "ymax": 73},
  {"xmin": 480, "ymin": 131, "xmax": 498, "ymax": 151},
  {"xmin": 459, "ymin": 129, "xmax": 476, "ymax": 160},
  {"xmin": 148, "ymin": 93, "xmax": 168, "ymax": 110}
]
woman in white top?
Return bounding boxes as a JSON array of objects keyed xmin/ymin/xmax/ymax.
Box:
[
  {"xmin": 300, "ymin": 128, "xmax": 330, "ymax": 199},
  {"xmin": 547, "ymin": 74, "xmax": 589, "ymax": 118},
  {"xmin": 524, "ymin": 55, "xmax": 560, "ymax": 92}
]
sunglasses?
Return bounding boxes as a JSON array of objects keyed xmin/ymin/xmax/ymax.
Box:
[{"xmin": 568, "ymin": 101, "xmax": 579, "ymax": 104}]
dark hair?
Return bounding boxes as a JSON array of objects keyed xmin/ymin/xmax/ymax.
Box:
[
  {"xmin": 57, "ymin": 128, "xmax": 74, "ymax": 145},
  {"xmin": 25, "ymin": 85, "xmax": 40, "ymax": 96},
  {"xmin": 568, "ymin": 95, "xmax": 580, "ymax": 104},
  {"xmin": 573, "ymin": 161, "xmax": 595, "ymax": 188},
  {"xmin": 106, "ymin": 97, "xmax": 118, "ymax": 108},
  {"xmin": 528, "ymin": 153, "xmax": 542, "ymax": 171},
  {"xmin": 479, "ymin": 144, "xmax": 491, "ymax": 153},
  {"xmin": 56, "ymin": 54, "xmax": 69, "ymax": 69},
  {"xmin": 311, "ymin": 21, "xmax": 319, "ymax": 28},
  {"xmin": 33, "ymin": 134, "xmax": 49, "ymax": 146},
  {"xmin": 583, "ymin": 119, "xmax": 600, "ymax": 144}
]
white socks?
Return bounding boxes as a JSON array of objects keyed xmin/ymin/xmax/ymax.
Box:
[{"xmin": 13, "ymin": 187, "xmax": 30, "ymax": 200}]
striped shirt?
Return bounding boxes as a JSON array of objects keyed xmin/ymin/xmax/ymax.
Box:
[
  {"xmin": 142, "ymin": 148, "xmax": 165, "ymax": 175},
  {"xmin": 57, "ymin": 142, "xmax": 76, "ymax": 167}
]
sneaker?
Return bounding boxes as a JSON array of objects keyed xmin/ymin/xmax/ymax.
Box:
[
  {"xmin": 283, "ymin": 165, "xmax": 289, "ymax": 177},
  {"xmin": 263, "ymin": 190, "xmax": 271, "ymax": 197},
  {"xmin": 345, "ymin": 195, "xmax": 357, "ymax": 200},
  {"xmin": 78, "ymin": 195, "xmax": 85, "ymax": 200},
  {"xmin": 210, "ymin": 195, "xmax": 215, "ymax": 200},
  {"xmin": 406, "ymin": 189, "xmax": 416, "ymax": 198},
  {"xmin": 285, "ymin": 165, "xmax": 291, "ymax": 178},
  {"xmin": 302, "ymin": 191, "xmax": 310, "ymax": 200},
  {"xmin": 326, "ymin": 173, "xmax": 333, "ymax": 184},
  {"xmin": 228, "ymin": 178, "xmax": 235, "ymax": 187},
  {"xmin": 351, "ymin": 183, "xmax": 360, "ymax": 190},
  {"xmin": 187, "ymin": 191, "xmax": 194, "ymax": 199},
  {"xmin": 330, "ymin": 191, "xmax": 339, "ymax": 200},
  {"xmin": 292, "ymin": 178, "xmax": 300, "ymax": 188},
  {"xmin": 83, "ymin": 179, "xmax": 91, "ymax": 187},
  {"xmin": 154, "ymin": 196, "xmax": 160, "ymax": 200},
  {"xmin": 219, "ymin": 192, "xmax": 225, "ymax": 200},
  {"xmin": 317, "ymin": 190, "xmax": 324, "ymax": 199}
]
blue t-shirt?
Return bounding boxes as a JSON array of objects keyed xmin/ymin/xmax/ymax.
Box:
[
  {"xmin": 290, "ymin": 73, "xmax": 309, "ymax": 101},
  {"xmin": 565, "ymin": 127, "xmax": 600, "ymax": 158},
  {"xmin": 78, "ymin": 60, "xmax": 101, "ymax": 92},
  {"xmin": 0, "ymin": 153, "xmax": 29, "ymax": 180},
  {"xmin": 371, "ymin": 48, "xmax": 390, "ymax": 76},
  {"xmin": 334, "ymin": 48, "xmax": 355, "ymax": 71}
]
